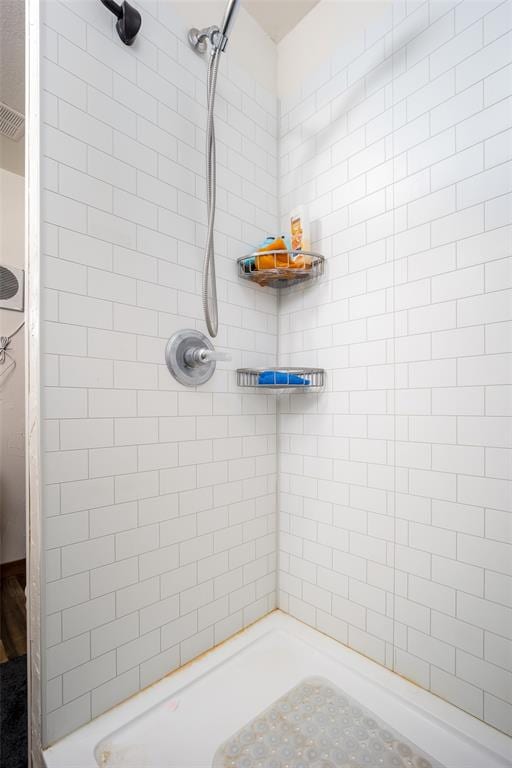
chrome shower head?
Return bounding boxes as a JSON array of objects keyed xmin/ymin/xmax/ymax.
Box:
[{"xmin": 218, "ymin": 0, "xmax": 241, "ymax": 49}]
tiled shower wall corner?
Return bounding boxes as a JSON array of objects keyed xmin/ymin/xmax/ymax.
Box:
[
  {"xmin": 38, "ymin": 0, "xmax": 512, "ymax": 748},
  {"xmin": 278, "ymin": 0, "xmax": 512, "ymax": 736},
  {"xmin": 40, "ymin": 0, "xmax": 278, "ymax": 743}
]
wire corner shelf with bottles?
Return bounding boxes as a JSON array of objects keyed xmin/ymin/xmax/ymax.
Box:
[{"xmin": 237, "ymin": 250, "xmax": 325, "ymax": 288}]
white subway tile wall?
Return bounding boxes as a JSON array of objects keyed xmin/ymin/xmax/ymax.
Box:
[
  {"xmin": 278, "ymin": 0, "xmax": 512, "ymax": 736},
  {"xmin": 40, "ymin": 0, "xmax": 278, "ymax": 743},
  {"xmin": 40, "ymin": 0, "xmax": 512, "ymax": 747}
]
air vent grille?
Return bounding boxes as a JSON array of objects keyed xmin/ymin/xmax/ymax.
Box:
[
  {"xmin": 0, "ymin": 266, "xmax": 19, "ymax": 300},
  {"xmin": 0, "ymin": 264, "xmax": 24, "ymax": 311},
  {"xmin": 0, "ymin": 102, "xmax": 24, "ymax": 141}
]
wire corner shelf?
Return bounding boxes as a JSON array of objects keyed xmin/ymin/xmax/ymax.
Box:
[
  {"xmin": 237, "ymin": 250, "xmax": 325, "ymax": 288},
  {"xmin": 237, "ymin": 367, "xmax": 325, "ymax": 392}
]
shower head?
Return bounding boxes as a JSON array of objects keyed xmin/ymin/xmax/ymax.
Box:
[
  {"xmin": 218, "ymin": 0, "xmax": 241, "ymax": 49},
  {"xmin": 99, "ymin": 0, "xmax": 141, "ymax": 46}
]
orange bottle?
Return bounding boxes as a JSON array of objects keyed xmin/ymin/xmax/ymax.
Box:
[{"xmin": 255, "ymin": 236, "xmax": 289, "ymax": 270}]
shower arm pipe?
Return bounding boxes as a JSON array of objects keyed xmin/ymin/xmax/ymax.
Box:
[{"xmin": 100, "ymin": 0, "xmax": 122, "ymax": 18}]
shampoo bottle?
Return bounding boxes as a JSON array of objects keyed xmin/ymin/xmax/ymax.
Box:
[{"xmin": 290, "ymin": 206, "xmax": 309, "ymax": 252}]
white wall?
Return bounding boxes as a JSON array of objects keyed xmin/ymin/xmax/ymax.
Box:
[
  {"xmin": 39, "ymin": 0, "xmax": 278, "ymax": 744},
  {"xmin": 0, "ymin": 132, "xmax": 24, "ymax": 176},
  {"xmin": 277, "ymin": 0, "xmax": 391, "ymax": 96},
  {"xmin": 278, "ymin": 0, "xmax": 512, "ymax": 737},
  {"xmin": 0, "ymin": 161, "xmax": 25, "ymax": 564}
]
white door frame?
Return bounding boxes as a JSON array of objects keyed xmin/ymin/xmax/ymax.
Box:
[{"xmin": 26, "ymin": 0, "xmax": 44, "ymax": 763}]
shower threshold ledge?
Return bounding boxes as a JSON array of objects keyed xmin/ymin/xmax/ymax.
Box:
[{"xmin": 42, "ymin": 611, "xmax": 512, "ymax": 768}]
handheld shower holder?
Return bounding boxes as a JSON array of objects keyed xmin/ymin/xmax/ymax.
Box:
[
  {"xmin": 188, "ymin": 0, "xmax": 239, "ymax": 54},
  {"xmin": 188, "ymin": 26, "xmax": 228, "ymax": 54}
]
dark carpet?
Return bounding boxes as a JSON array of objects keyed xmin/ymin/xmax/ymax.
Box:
[{"xmin": 0, "ymin": 655, "xmax": 27, "ymax": 768}]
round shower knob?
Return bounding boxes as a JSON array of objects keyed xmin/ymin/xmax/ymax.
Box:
[{"xmin": 165, "ymin": 329, "xmax": 230, "ymax": 386}]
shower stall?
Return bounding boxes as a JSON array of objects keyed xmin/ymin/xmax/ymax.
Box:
[{"xmin": 29, "ymin": 0, "xmax": 512, "ymax": 764}]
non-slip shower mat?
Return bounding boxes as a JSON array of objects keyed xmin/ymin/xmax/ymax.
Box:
[{"xmin": 213, "ymin": 676, "xmax": 444, "ymax": 768}]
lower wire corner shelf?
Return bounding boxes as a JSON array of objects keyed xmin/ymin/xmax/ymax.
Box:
[{"xmin": 237, "ymin": 367, "xmax": 325, "ymax": 391}]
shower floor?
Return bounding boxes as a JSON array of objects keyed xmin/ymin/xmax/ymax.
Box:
[{"xmin": 43, "ymin": 611, "xmax": 512, "ymax": 768}]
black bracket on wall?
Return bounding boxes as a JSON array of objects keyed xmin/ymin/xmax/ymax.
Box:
[{"xmin": 100, "ymin": 0, "xmax": 141, "ymax": 46}]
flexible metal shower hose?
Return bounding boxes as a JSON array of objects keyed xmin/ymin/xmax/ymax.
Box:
[{"xmin": 203, "ymin": 48, "xmax": 221, "ymax": 338}]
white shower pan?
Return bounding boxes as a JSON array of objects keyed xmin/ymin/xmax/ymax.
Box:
[{"xmin": 43, "ymin": 612, "xmax": 512, "ymax": 768}]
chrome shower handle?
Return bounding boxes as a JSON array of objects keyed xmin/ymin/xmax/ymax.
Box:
[
  {"xmin": 166, "ymin": 330, "xmax": 230, "ymax": 386},
  {"xmin": 184, "ymin": 347, "xmax": 231, "ymax": 367}
]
